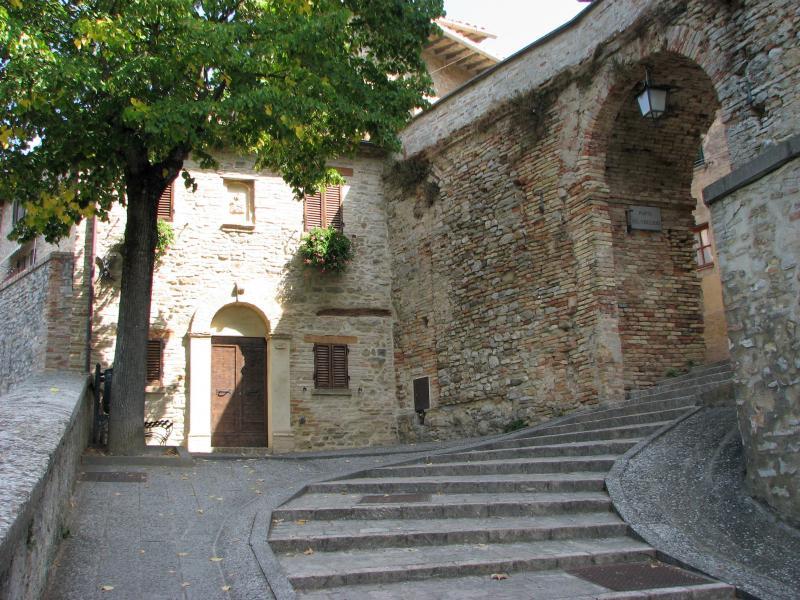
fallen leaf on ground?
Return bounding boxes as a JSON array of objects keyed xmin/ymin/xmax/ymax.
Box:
[
  {"xmin": 221, "ymin": 585, "xmax": 231, "ymax": 591},
  {"xmin": 210, "ymin": 557, "xmax": 223, "ymax": 562},
  {"xmin": 50, "ymin": 387, "xmax": 60, "ymax": 392},
  {"xmin": 491, "ymin": 573, "xmax": 509, "ymax": 580},
  {"xmin": 177, "ymin": 552, "xmax": 189, "ymax": 557},
  {"xmin": 303, "ymin": 548, "xmax": 314, "ymax": 555},
  {"xmin": 100, "ymin": 584, "xmax": 114, "ymax": 591},
  {"xmin": 181, "ymin": 582, "xmax": 191, "ymax": 588},
  {"xmin": 196, "ymin": 509, "xmax": 204, "ymax": 514},
  {"xmin": 295, "ymin": 519, "xmax": 308, "ymax": 525}
]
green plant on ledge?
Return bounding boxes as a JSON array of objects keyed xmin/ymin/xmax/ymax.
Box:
[
  {"xmin": 155, "ymin": 219, "xmax": 175, "ymax": 262},
  {"xmin": 299, "ymin": 226, "xmax": 353, "ymax": 274}
]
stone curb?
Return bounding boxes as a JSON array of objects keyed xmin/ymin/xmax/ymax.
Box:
[
  {"xmin": 605, "ymin": 406, "xmax": 759, "ymax": 600},
  {"xmin": 80, "ymin": 445, "xmax": 194, "ymax": 467}
]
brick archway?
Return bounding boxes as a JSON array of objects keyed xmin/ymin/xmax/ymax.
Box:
[{"xmin": 578, "ymin": 49, "xmax": 724, "ymax": 391}]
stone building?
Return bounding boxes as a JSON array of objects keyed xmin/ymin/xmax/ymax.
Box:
[{"xmin": 1, "ymin": 1, "xmax": 797, "ymax": 521}]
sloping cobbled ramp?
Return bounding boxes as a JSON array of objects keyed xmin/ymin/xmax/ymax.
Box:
[{"xmin": 268, "ymin": 363, "xmax": 736, "ymax": 599}]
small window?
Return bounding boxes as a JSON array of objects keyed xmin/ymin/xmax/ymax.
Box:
[
  {"xmin": 12, "ymin": 199, "xmax": 26, "ymax": 226},
  {"xmin": 693, "ymin": 145, "xmax": 705, "ymax": 169},
  {"xmin": 5, "ymin": 243, "xmax": 36, "ymax": 280},
  {"xmin": 146, "ymin": 339, "xmax": 164, "ymax": 386},
  {"xmin": 157, "ymin": 182, "xmax": 174, "ymax": 221},
  {"xmin": 313, "ymin": 343, "xmax": 349, "ymax": 388},
  {"xmin": 304, "ymin": 185, "xmax": 343, "ymax": 232},
  {"xmin": 693, "ymin": 224, "xmax": 714, "ymax": 269}
]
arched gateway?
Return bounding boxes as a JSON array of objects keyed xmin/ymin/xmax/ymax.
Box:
[{"xmin": 186, "ymin": 295, "xmax": 293, "ymax": 453}]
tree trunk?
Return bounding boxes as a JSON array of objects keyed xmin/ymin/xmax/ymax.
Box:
[{"xmin": 107, "ymin": 175, "xmax": 160, "ymax": 455}]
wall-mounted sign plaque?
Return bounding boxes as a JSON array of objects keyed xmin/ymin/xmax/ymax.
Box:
[{"xmin": 627, "ymin": 206, "xmax": 662, "ymax": 232}]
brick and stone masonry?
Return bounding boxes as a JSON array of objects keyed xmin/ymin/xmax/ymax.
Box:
[
  {"xmin": 90, "ymin": 150, "xmax": 398, "ymax": 450},
  {"xmin": 707, "ymin": 136, "xmax": 800, "ymax": 525}
]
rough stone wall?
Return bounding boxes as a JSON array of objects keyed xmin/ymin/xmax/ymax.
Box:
[
  {"xmin": 709, "ymin": 154, "xmax": 800, "ymax": 523},
  {"xmin": 389, "ymin": 93, "xmax": 600, "ymax": 441},
  {"xmin": 0, "ymin": 373, "xmax": 91, "ymax": 600},
  {"xmin": 0, "ymin": 254, "xmax": 75, "ymax": 395},
  {"xmin": 91, "ymin": 151, "xmax": 397, "ymax": 450}
]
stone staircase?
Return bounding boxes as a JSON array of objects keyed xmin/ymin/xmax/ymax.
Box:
[{"xmin": 269, "ymin": 363, "xmax": 736, "ymax": 599}]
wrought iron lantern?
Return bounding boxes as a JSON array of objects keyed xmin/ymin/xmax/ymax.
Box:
[{"xmin": 636, "ymin": 68, "xmax": 669, "ymax": 121}]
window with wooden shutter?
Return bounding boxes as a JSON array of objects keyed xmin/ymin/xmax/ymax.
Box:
[
  {"xmin": 304, "ymin": 190, "xmax": 323, "ymax": 231},
  {"xmin": 146, "ymin": 339, "xmax": 164, "ymax": 385},
  {"xmin": 157, "ymin": 182, "xmax": 173, "ymax": 221},
  {"xmin": 304, "ymin": 185, "xmax": 343, "ymax": 232},
  {"xmin": 303, "ymin": 167, "xmax": 350, "ymax": 232},
  {"xmin": 313, "ymin": 343, "xmax": 349, "ymax": 388}
]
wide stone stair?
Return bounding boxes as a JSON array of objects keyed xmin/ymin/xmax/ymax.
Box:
[{"xmin": 269, "ymin": 363, "xmax": 736, "ymax": 599}]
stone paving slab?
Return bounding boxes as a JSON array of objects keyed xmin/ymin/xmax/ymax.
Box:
[{"xmin": 44, "ymin": 449, "xmax": 443, "ymax": 600}]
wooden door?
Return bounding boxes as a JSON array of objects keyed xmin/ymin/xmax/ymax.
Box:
[{"xmin": 211, "ymin": 336, "xmax": 267, "ymax": 447}]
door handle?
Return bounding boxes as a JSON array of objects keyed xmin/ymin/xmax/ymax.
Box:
[{"xmin": 216, "ymin": 389, "xmax": 231, "ymax": 396}]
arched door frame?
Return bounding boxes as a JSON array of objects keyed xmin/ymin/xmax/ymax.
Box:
[{"xmin": 186, "ymin": 293, "xmax": 293, "ymax": 453}]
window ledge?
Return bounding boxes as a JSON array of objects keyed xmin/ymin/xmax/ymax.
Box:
[
  {"xmin": 220, "ymin": 223, "xmax": 256, "ymax": 233},
  {"xmin": 312, "ymin": 388, "xmax": 352, "ymax": 397}
]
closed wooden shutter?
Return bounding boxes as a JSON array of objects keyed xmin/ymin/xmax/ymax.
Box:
[
  {"xmin": 304, "ymin": 190, "xmax": 323, "ymax": 231},
  {"xmin": 146, "ymin": 339, "xmax": 163, "ymax": 384},
  {"xmin": 157, "ymin": 182, "xmax": 173, "ymax": 221},
  {"xmin": 313, "ymin": 343, "xmax": 331, "ymax": 388},
  {"xmin": 331, "ymin": 344, "xmax": 349, "ymax": 388},
  {"xmin": 304, "ymin": 185, "xmax": 343, "ymax": 232},
  {"xmin": 313, "ymin": 343, "xmax": 349, "ymax": 388},
  {"xmin": 324, "ymin": 185, "xmax": 343, "ymax": 231}
]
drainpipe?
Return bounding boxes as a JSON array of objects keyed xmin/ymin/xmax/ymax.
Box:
[{"xmin": 85, "ymin": 217, "xmax": 96, "ymax": 373}]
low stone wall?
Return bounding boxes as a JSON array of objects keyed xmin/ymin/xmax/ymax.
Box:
[
  {"xmin": 0, "ymin": 373, "xmax": 91, "ymax": 600},
  {"xmin": 707, "ymin": 135, "xmax": 800, "ymax": 525},
  {"xmin": 0, "ymin": 253, "xmax": 76, "ymax": 395}
]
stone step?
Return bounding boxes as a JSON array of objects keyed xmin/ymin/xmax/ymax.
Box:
[
  {"xmin": 628, "ymin": 379, "xmax": 733, "ymax": 404},
  {"xmin": 483, "ymin": 421, "xmax": 672, "ymax": 450},
  {"xmin": 295, "ymin": 568, "xmax": 735, "ymax": 600},
  {"xmin": 280, "ymin": 537, "xmax": 655, "ymax": 590},
  {"xmin": 273, "ymin": 491, "xmax": 614, "ymax": 522},
  {"xmin": 269, "ymin": 511, "xmax": 628, "ymax": 553},
  {"xmin": 628, "ymin": 371, "xmax": 733, "ymax": 401},
  {"xmin": 306, "ymin": 472, "xmax": 608, "ymax": 495},
  {"xmin": 421, "ymin": 439, "xmax": 640, "ymax": 464},
  {"xmin": 561, "ymin": 395, "xmax": 699, "ymax": 426},
  {"xmin": 533, "ymin": 407, "xmax": 690, "ymax": 436},
  {"xmin": 361, "ymin": 455, "xmax": 619, "ymax": 478}
]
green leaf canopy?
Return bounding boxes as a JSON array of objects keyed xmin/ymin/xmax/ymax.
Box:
[{"xmin": 0, "ymin": 0, "xmax": 443, "ymax": 241}]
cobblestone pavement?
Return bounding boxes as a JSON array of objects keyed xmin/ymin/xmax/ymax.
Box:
[{"xmin": 43, "ymin": 444, "xmax": 467, "ymax": 600}]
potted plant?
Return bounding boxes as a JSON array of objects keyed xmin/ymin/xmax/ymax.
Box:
[{"xmin": 299, "ymin": 226, "xmax": 353, "ymax": 274}]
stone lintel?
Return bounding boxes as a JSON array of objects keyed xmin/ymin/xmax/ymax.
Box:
[
  {"xmin": 704, "ymin": 134, "xmax": 800, "ymax": 205},
  {"xmin": 303, "ymin": 334, "xmax": 358, "ymax": 344},
  {"xmin": 316, "ymin": 308, "xmax": 392, "ymax": 317}
]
